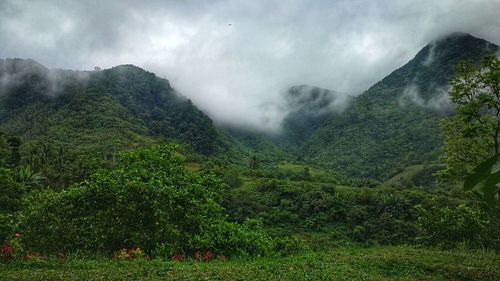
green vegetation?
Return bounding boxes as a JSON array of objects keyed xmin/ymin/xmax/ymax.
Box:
[
  {"xmin": 297, "ymin": 34, "xmax": 499, "ymax": 180},
  {"xmin": 0, "ymin": 59, "xmax": 241, "ymax": 188},
  {"xmin": 1, "ymin": 246, "xmax": 498, "ymax": 281},
  {"xmin": 1, "ymin": 33, "xmax": 499, "ymax": 279},
  {"xmin": 437, "ymin": 55, "xmax": 500, "ymax": 180}
]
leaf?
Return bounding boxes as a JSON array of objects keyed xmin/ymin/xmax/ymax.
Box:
[
  {"xmin": 463, "ymin": 155, "xmax": 499, "ymax": 191},
  {"xmin": 483, "ymin": 170, "xmax": 500, "ymax": 206}
]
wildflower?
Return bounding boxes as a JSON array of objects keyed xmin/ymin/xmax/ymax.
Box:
[
  {"xmin": 1, "ymin": 244, "xmax": 12, "ymax": 255},
  {"xmin": 15, "ymin": 232, "xmax": 20, "ymax": 238},
  {"xmin": 194, "ymin": 251, "xmax": 202, "ymax": 262},
  {"xmin": 204, "ymin": 251, "xmax": 214, "ymax": 262},
  {"xmin": 171, "ymin": 254, "xmax": 184, "ymax": 262},
  {"xmin": 217, "ymin": 255, "xmax": 227, "ymax": 261}
]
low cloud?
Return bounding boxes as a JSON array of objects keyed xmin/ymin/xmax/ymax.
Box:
[
  {"xmin": 399, "ymin": 84, "xmax": 452, "ymax": 111},
  {"xmin": 285, "ymin": 85, "xmax": 353, "ymax": 116},
  {"xmin": 0, "ymin": 0, "xmax": 498, "ymax": 131},
  {"xmin": 0, "ymin": 58, "xmax": 90, "ymax": 97}
]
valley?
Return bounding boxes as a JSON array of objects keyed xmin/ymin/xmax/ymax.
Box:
[{"xmin": 1, "ymin": 30, "xmax": 499, "ymax": 280}]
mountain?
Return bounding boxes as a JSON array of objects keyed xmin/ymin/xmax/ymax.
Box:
[
  {"xmin": 277, "ymin": 84, "xmax": 352, "ymax": 149},
  {"xmin": 297, "ymin": 33, "xmax": 499, "ymax": 180},
  {"xmin": 0, "ymin": 59, "xmax": 235, "ymax": 185},
  {"xmin": 1, "ymin": 33, "xmax": 496, "ymax": 184}
]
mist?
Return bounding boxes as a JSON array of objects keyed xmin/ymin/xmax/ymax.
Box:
[
  {"xmin": 0, "ymin": 0, "xmax": 499, "ymax": 132},
  {"xmin": 398, "ymin": 84, "xmax": 453, "ymax": 112}
]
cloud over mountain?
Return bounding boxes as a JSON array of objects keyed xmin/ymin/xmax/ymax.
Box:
[{"xmin": 0, "ymin": 0, "xmax": 498, "ymax": 131}]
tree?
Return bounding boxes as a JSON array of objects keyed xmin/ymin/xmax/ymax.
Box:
[
  {"xmin": 437, "ymin": 55, "xmax": 499, "ymax": 205},
  {"xmin": 438, "ymin": 56, "xmax": 499, "ymax": 177},
  {"xmin": 20, "ymin": 144, "xmax": 226, "ymax": 254},
  {"xmin": 249, "ymin": 154, "xmax": 259, "ymax": 170}
]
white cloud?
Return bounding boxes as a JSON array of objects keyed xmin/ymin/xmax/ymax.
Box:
[{"xmin": 0, "ymin": 0, "xmax": 498, "ymax": 131}]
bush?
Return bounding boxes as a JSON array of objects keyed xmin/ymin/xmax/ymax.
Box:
[
  {"xmin": 0, "ymin": 167, "xmax": 21, "ymax": 244},
  {"xmin": 0, "ymin": 214, "xmax": 16, "ymax": 244},
  {"xmin": 189, "ymin": 219, "xmax": 273, "ymax": 257},
  {"xmin": 273, "ymin": 235, "xmax": 309, "ymax": 256},
  {"xmin": 416, "ymin": 203, "xmax": 499, "ymax": 250},
  {"xmin": 19, "ymin": 145, "xmax": 227, "ymax": 254}
]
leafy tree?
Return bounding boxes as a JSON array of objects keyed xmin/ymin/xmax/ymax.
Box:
[
  {"xmin": 437, "ymin": 56, "xmax": 499, "ymax": 205},
  {"xmin": 19, "ymin": 144, "xmax": 271, "ymax": 257},
  {"xmin": 439, "ymin": 56, "xmax": 500, "ymax": 175},
  {"xmin": 416, "ymin": 203, "xmax": 499, "ymax": 250}
]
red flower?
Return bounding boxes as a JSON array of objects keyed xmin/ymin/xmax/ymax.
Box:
[
  {"xmin": 15, "ymin": 232, "xmax": 20, "ymax": 238},
  {"xmin": 1, "ymin": 244, "xmax": 12, "ymax": 254},
  {"xmin": 194, "ymin": 251, "xmax": 202, "ymax": 262},
  {"xmin": 204, "ymin": 251, "xmax": 214, "ymax": 262},
  {"xmin": 171, "ymin": 254, "xmax": 184, "ymax": 261}
]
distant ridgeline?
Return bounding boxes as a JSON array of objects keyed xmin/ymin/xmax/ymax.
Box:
[
  {"xmin": 0, "ymin": 58, "xmax": 243, "ymax": 186},
  {"xmin": 293, "ymin": 33, "xmax": 498, "ymax": 179},
  {"xmin": 225, "ymin": 33, "xmax": 499, "ymax": 180},
  {"xmin": 1, "ymin": 33, "xmax": 498, "ymax": 183},
  {"xmin": 0, "ymin": 58, "xmax": 232, "ymax": 154}
]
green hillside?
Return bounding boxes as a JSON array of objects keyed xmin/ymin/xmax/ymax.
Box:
[
  {"xmin": 0, "ymin": 59, "xmax": 239, "ymax": 186},
  {"xmin": 1, "ymin": 33, "xmax": 499, "ymax": 280},
  {"xmin": 298, "ymin": 33, "xmax": 499, "ymax": 180}
]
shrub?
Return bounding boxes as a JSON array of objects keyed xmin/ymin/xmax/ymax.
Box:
[
  {"xmin": 273, "ymin": 235, "xmax": 309, "ymax": 256},
  {"xmin": 19, "ymin": 145, "xmax": 226, "ymax": 254},
  {"xmin": 189, "ymin": 219, "xmax": 273, "ymax": 257},
  {"xmin": 416, "ymin": 203, "xmax": 499, "ymax": 250},
  {"xmin": 0, "ymin": 214, "xmax": 15, "ymax": 244}
]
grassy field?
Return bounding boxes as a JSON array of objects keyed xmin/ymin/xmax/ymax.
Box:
[
  {"xmin": 2, "ymin": 246, "xmax": 498, "ymax": 281},
  {"xmin": 276, "ymin": 161, "xmax": 330, "ymax": 178}
]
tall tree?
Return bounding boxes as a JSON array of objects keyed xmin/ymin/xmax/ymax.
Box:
[
  {"xmin": 437, "ymin": 56, "xmax": 499, "ymax": 206},
  {"xmin": 437, "ymin": 56, "xmax": 499, "ymax": 180}
]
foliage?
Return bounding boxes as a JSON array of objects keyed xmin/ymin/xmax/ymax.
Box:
[
  {"xmin": 0, "ymin": 59, "xmax": 234, "ymax": 188},
  {"xmin": 114, "ymin": 248, "xmax": 145, "ymax": 261},
  {"xmin": 416, "ymin": 203, "xmax": 499, "ymax": 250},
  {"xmin": 225, "ymin": 178, "xmax": 439, "ymax": 246},
  {"xmin": 0, "ymin": 165, "xmax": 27, "ymax": 244},
  {"xmin": 272, "ymin": 235, "xmax": 309, "ymax": 256},
  {"xmin": 437, "ymin": 56, "xmax": 500, "ymax": 181},
  {"xmin": 463, "ymin": 155, "xmax": 500, "ymax": 206},
  {"xmin": 19, "ymin": 145, "xmax": 231, "ymax": 255},
  {"xmin": 189, "ymin": 219, "xmax": 273, "ymax": 258},
  {"xmin": 1, "ymin": 246, "xmax": 499, "ymax": 280},
  {"xmin": 298, "ymin": 34, "xmax": 498, "ymax": 180},
  {"xmin": 0, "ymin": 167, "xmax": 20, "ymax": 214}
]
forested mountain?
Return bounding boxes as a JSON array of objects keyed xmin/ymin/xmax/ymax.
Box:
[
  {"xmin": 0, "ymin": 59, "xmax": 233, "ymax": 185},
  {"xmin": 294, "ymin": 33, "xmax": 498, "ymax": 179},
  {"xmin": 276, "ymin": 85, "xmax": 352, "ymax": 150},
  {"xmin": 1, "ymin": 33, "xmax": 498, "ymax": 184}
]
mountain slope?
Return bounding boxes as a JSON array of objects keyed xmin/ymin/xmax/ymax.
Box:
[
  {"xmin": 277, "ymin": 85, "xmax": 352, "ymax": 150},
  {"xmin": 299, "ymin": 33, "xmax": 499, "ymax": 180},
  {"xmin": 0, "ymin": 59, "xmax": 236, "ymax": 185}
]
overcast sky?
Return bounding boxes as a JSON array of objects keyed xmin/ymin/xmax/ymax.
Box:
[{"xmin": 0, "ymin": 0, "xmax": 499, "ymax": 132}]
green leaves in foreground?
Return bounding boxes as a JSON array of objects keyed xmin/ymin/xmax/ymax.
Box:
[
  {"xmin": 464, "ymin": 154, "xmax": 500, "ymax": 206},
  {"xmin": 18, "ymin": 144, "xmax": 272, "ymax": 256}
]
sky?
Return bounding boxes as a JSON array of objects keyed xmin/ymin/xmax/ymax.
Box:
[{"xmin": 0, "ymin": 0, "xmax": 499, "ymax": 132}]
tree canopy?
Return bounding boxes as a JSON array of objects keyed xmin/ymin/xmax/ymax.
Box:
[{"xmin": 438, "ymin": 55, "xmax": 499, "ymax": 205}]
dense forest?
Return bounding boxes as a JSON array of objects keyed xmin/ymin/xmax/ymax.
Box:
[{"xmin": 1, "ymin": 33, "xmax": 499, "ymax": 280}]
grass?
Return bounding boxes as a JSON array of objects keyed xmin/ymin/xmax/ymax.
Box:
[
  {"xmin": 1, "ymin": 246, "xmax": 498, "ymax": 280},
  {"xmin": 276, "ymin": 161, "xmax": 330, "ymax": 178}
]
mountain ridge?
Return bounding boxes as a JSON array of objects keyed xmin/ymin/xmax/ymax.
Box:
[
  {"xmin": 1, "ymin": 32, "xmax": 497, "ymax": 183},
  {"xmin": 297, "ymin": 32, "xmax": 499, "ymax": 179}
]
